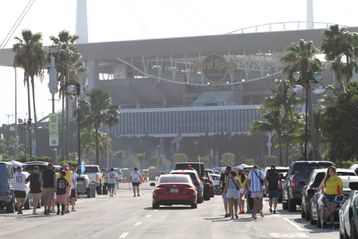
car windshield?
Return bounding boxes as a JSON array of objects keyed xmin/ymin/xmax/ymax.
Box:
[
  {"xmin": 337, "ymin": 171, "xmax": 356, "ymax": 176},
  {"xmin": 159, "ymin": 176, "xmax": 189, "ymax": 183},
  {"xmin": 293, "ymin": 163, "xmax": 333, "ymax": 176},
  {"xmin": 172, "ymin": 172, "xmax": 198, "ymax": 184},
  {"xmin": 175, "ymin": 163, "xmax": 205, "ymax": 177},
  {"xmin": 85, "ymin": 167, "xmax": 99, "ymax": 173}
]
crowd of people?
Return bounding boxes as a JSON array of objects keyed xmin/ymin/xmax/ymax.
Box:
[
  {"xmin": 219, "ymin": 165, "xmax": 344, "ymax": 221},
  {"xmin": 13, "ymin": 163, "xmax": 78, "ymax": 215}
]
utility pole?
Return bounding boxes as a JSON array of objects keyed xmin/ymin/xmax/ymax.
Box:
[{"xmin": 48, "ymin": 56, "xmax": 58, "ymax": 163}]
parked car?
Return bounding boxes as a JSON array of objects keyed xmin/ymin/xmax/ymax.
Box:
[
  {"xmin": 151, "ymin": 174, "xmax": 197, "ymax": 209},
  {"xmin": 210, "ymin": 173, "xmax": 222, "ymax": 195},
  {"xmin": 170, "ymin": 169, "xmax": 204, "ymax": 203},
  {"xmin": 310, "ymin": 175, "xmax": 358, "ymax": 228},
  {"xmin": 301, "ymin": 168, "xmax": 356, "ymax": 221},
  {"xmin": 282, "ymin": 161, "xmax": 334, "ymax": 212},
  {"xmin": 349, "ymin": 164, "xmax": 358, "ymax": 176},
  {"xmin": 339, "ymin": 181, "xmax": 358, "ymax": 239},
  {"xmin": 76, "ymin": 174, "xmax": 96, "ymax": 198},
  {"xmin": 175, "ymin": 162, "xmax": 211, "ymax": 201},
  {"xmin": 0, "ymin": 162, "xmax": 15, "ymax": 213},
  {"xmin": 77, "ymin": 165, "xmax": 103, "ymax": 195}
]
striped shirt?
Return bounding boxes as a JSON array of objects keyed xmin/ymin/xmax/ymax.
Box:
[{"xmin": 248, "ymin": 169, "xmax": 265, "ymax": 193}]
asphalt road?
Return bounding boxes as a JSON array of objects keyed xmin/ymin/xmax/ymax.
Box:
[{"xmin": 0, "ymin": 183, "xmax": 339, "ymax": 239}]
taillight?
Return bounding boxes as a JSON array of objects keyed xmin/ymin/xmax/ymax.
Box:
[
  {"xmin": 291, "ymin": 180, "xmax": 296, "ymax": 190},
  {"xmin": 154, "ymin": 187, "xmax": 164, "ymax": 191}
]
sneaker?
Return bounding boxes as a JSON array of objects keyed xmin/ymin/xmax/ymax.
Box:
[
  {"xmin": 273, "ymin": 210, "xmax": 276, "ymax": 214},
  {"xmin": 252, "ymin": 214, "xmax": 257, "ymax": 219},
  {"xmin": 269, "ymin": 208, "xmax": 272, "ymax": 213},
  {"xmin": 57, "ymin": 210, "xmax": 60, "ymax": 215},
  {"xmin": 137, "ymin": 194, "xmax": 140, "ymax": 197},
  {"xmin": 260, "ymin": 211, "xmax": 264, "ymax": 217},
  {"xmin": 32, "ymin": 211, "xmax": 37, "ymax": 215},
  {"xmin": 235, "ymin": 214, "xmax": 239, "ymax": 219},
  {"xmin": 224, "ymin": 213, "xmax": 230, "ymax": 218},
  {"xmin": 134, "ymin": 194, "xmax": 136, "ymax": 197},
  {"xmin": 17, "ymin": 211, "xmax": 23, "ymax": 215},
  {"xmin": 71, "ymin": 208, "xmax": 76, "ymax": 212},
  {"xmin": 61, "ymin": 211, "xmax": 64, "ymax": 215}
]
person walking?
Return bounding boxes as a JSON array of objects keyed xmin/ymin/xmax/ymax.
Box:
[
  {"xmin": 223, "ymin": 170, "xmax": 240, "ymax": 219},
  {"xmin": 247, "ymin": 165, "xmax": 265, "ymax": 219},
  {"xmin": 265, "ymin": 165, "xmax": 280, "ymax": 214},
  {"xmin": 56, "ymin": 171, "xmax": 69, "ymax": 215},
  {"xmin": 220, "ymin": 166, "xmax": 231, "ymax": 218},
  {"xmin": 26, "ymin": 166, "xmax": 42, "ymax": 215},
  {"xmin": 108, "ymin": 168, "xmax": 116, "ymax": 197},
  {"xmin": 236, "ymin": 169, "xmax": 247, "ymax": 214},
  {"xmin": 70, "ymin": 168, "xmax": 78, "ymax": 212},
  {"xmin": 321, "ymin": 166, "xmax": 343, "ymax": 228},
  {"xmin": 13, "ymin": 166, "xmax": 28, "ymax": 215},
  {"xmin": 130, "ymin": 167, "xmax": 141, "ymax": 197},
  {"xmin": 42, "ymin": 163, "xmax": 57, "ymax": 215}
]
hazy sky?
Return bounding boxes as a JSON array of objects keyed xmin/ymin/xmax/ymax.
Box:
[{"xmin": 0, "ymin": 0, "xmax": 357, "ymax": 125}]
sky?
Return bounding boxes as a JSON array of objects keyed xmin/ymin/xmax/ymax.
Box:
[{"xmin": 0, "ymin": 0, "xmax": 357, "ymax": 125}]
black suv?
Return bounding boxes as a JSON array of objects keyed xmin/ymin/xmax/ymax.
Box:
[
  {"xmin": 174, "ymin": 162, "xmax": 211, "ymax": 200},
  {"xmin": 282, "ymin": 161, "xmax": 334, "ymax": 212},
  {"xmin": 0, "ymin": 162, "xmax": 15, "ymax": 213}
]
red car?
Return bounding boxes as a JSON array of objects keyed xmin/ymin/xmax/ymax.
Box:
[{"xmin": 151, "ymin": 174, "xmax": 197, "ymax": 209}]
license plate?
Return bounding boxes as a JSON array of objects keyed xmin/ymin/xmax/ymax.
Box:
[{"xmin": 170, "ymin": 188, "xmax": 179, "ymax": 193}]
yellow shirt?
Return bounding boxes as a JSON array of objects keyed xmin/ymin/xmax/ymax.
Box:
[
  {"xmin": 65, "ymin": 171, "xmax": 73, "ymax": 187},
  {"xmin": 236, "ymin": 175, "xmax": 247, "ymax": 188},
  {"xmin": 325, "ymin": 175, "xmax": 343, "ymax": 195}
]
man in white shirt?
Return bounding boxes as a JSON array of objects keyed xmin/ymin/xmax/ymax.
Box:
[
  {"xmin": 13, "ymin": 166, "xmax": 29, "ymax": 214},
  {"xmin": 130, "ymin": 167, "xmax": 141, "ymax": 197},
  {"xmin": 70, "ymin": 170, "xmax": 78, "ymax": 211},
  {"xmin": 108, "ymin": 168, "xmax": 116, "ymax": 197}
]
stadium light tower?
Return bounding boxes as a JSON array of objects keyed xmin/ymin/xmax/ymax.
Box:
[
  {"xmin": 306, "ymin": 0, "xmax": 314, "ymax": 29},
  {"xmin": 76, "ymin": 0, "xmax": 88, "ymax": 44}
]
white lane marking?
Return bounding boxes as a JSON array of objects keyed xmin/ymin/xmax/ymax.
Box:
[
  {"xmin": 146, "ymin": 214, "xmax": 152, "ymax": 218},
  {"xmin": 119, "ymin": 232, "xmax": 129, "ymax": 239},
  {"xmin": 282, "ymin": 217, "xmax": 305, "ymax": 232},
  {"xmin": 269, "ymin": 232, "xmax": 308, "ymax": 238},
  {"xmin": 134, "ymin": 221, "xmax": 142, "ymax": 226}
]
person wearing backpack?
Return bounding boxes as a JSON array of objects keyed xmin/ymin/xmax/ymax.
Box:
[
  {"xmin": 247, "ymin": 165, "xmax": 265, "ymax": 219},
  {"xmin": 223, "ymin": 170, "xmax": 240, "ymax": 220}
]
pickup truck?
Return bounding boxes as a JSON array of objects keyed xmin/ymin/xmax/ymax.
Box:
[{"xmin": 77, "ymin": 165, "xmax": 103, "ymax": 195}]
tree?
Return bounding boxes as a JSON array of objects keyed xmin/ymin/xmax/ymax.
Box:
[
  {"xmin": 249, "ymin": 79, "xmax": 302, "ymax": 165},
  {"xmin": 79, "ymin": 89, "xmax": 119, "ymax": 165},
  {"xmin": 321, "ymin": 25, "xmax": 358, "ymax": 92},
  {"xmin": 320, "ymin": 82, "xmax": 358, "ymax": 162},
  {"xmin": 281, "ymin": 39, "xmax": 322, "ymax": 161},
  {"xmin": 49, "ymin": 30, "xmax": 86, "ymax": 160},
  {"xmin": 13, "ymin": 29, "xmax": 47, "ymax": 157},
  {"xmin": 220, "ymin": 152, "xmax": 235, "ymax": 167},
  {"xmin": 197, "ymin": 155, "xmax": 211, "ymax": 168},
  {"xmin": 135, "ymin": 153, "xmax": 145, "ymax": 169}
]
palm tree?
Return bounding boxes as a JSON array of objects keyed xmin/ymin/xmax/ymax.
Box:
[
  {"xmin": 79, "ymin": 89, "xmax": 119, "ymax": 165},
  {"xmin": 281, "ymin": 39, "xmax": 322, "ymax": 161},
  {"xmin": 249, "ymin": 79, "xmax": 302, "ymax": 165},
  {"xmin": 13, "ymin": 29, "xmax": 47, "ymax": 157},
  {"xmin": 49, "ymin": 30, "xmax": 86, "ymax": 160},
  {"xmin": 321, "ymin": 25, "xmax": 358, "ymax": 92}
]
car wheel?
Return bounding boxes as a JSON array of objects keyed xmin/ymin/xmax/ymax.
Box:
[
  {"xmin": 317, "ymin": 208, "xmax": 321, "ymax": 228},
  {"xmin": 198, "ymin": 196, "xmax": 204, "ymax": 204},
  {"xmin": 86, "ymin": 188, "xmax": 91, "ymax": 198},
  {"xmin": 214, "ymin": 186, "xmax": 222, "ymax": 195},
  {"xmin": 191, "ymin": 203, "xmax": 197, "ymax": 209},
  {"xmin": 152, "ymin": 202, "xmax": 159, "ymax": 209},
  {"xmin": 6, "ymin": 199, "xmax": 15, "ymax": 213},
  {"xmin": 351, "ymin": 217, "xmax": 358, "ymax": 239},
  {"xmin": 288, "ymin": 198, "xmax": 296, "ymax": 212}
]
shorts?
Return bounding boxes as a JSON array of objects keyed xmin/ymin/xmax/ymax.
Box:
[
  {"xmin": 70, "ymin": 189, "xmax": 77, "ymax": 198},
  {"xmin": 226, "ymin": 189, "xmax": 239, "ymax": 199},
  {"xmin": 251, "ymin": 191, "xmax": 264, "ymax": 198},
  {"xmin": 132, "ymin": 182, "xmax": 140, "ymax": 187},
  {"xmin": 56, "ymin": 194, "xmax": 67, "ymax": 204},
  {"xmin": 325, "ymin": 194, "xmax": 337, "ymax": 203},
  {"xmin": 30, "ymin": 193, "xmax": 42, "ymax": 200},
  {"xmin": 239, "ymin": 188, "xmax": 245, "ymax": 194},
  {"xmin": 42, "ymin": 188, "xmax": 55, "ymax": 202},
  {"xmin": 14, "ymin": 190, "xmax": 26, "ymax": 198},
  {"xmin": 108, "ymin": 183, "xmax": 115, "ymax": 189},
  {"xmin": 222, "ymin": 192, "xmax": 228, "ymax": 204},
  {"xmin": 268, "ymin": 189, "xmax": 279, "ymax": 199}
]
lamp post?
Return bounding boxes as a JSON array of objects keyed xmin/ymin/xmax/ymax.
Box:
[
  {"xmin": 66, "ymin": 82, "xmax": 81, "ymax": 166},
  {"xmin": 292, "ymin": 71, "xmax": 325, "ymax": 161}
]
